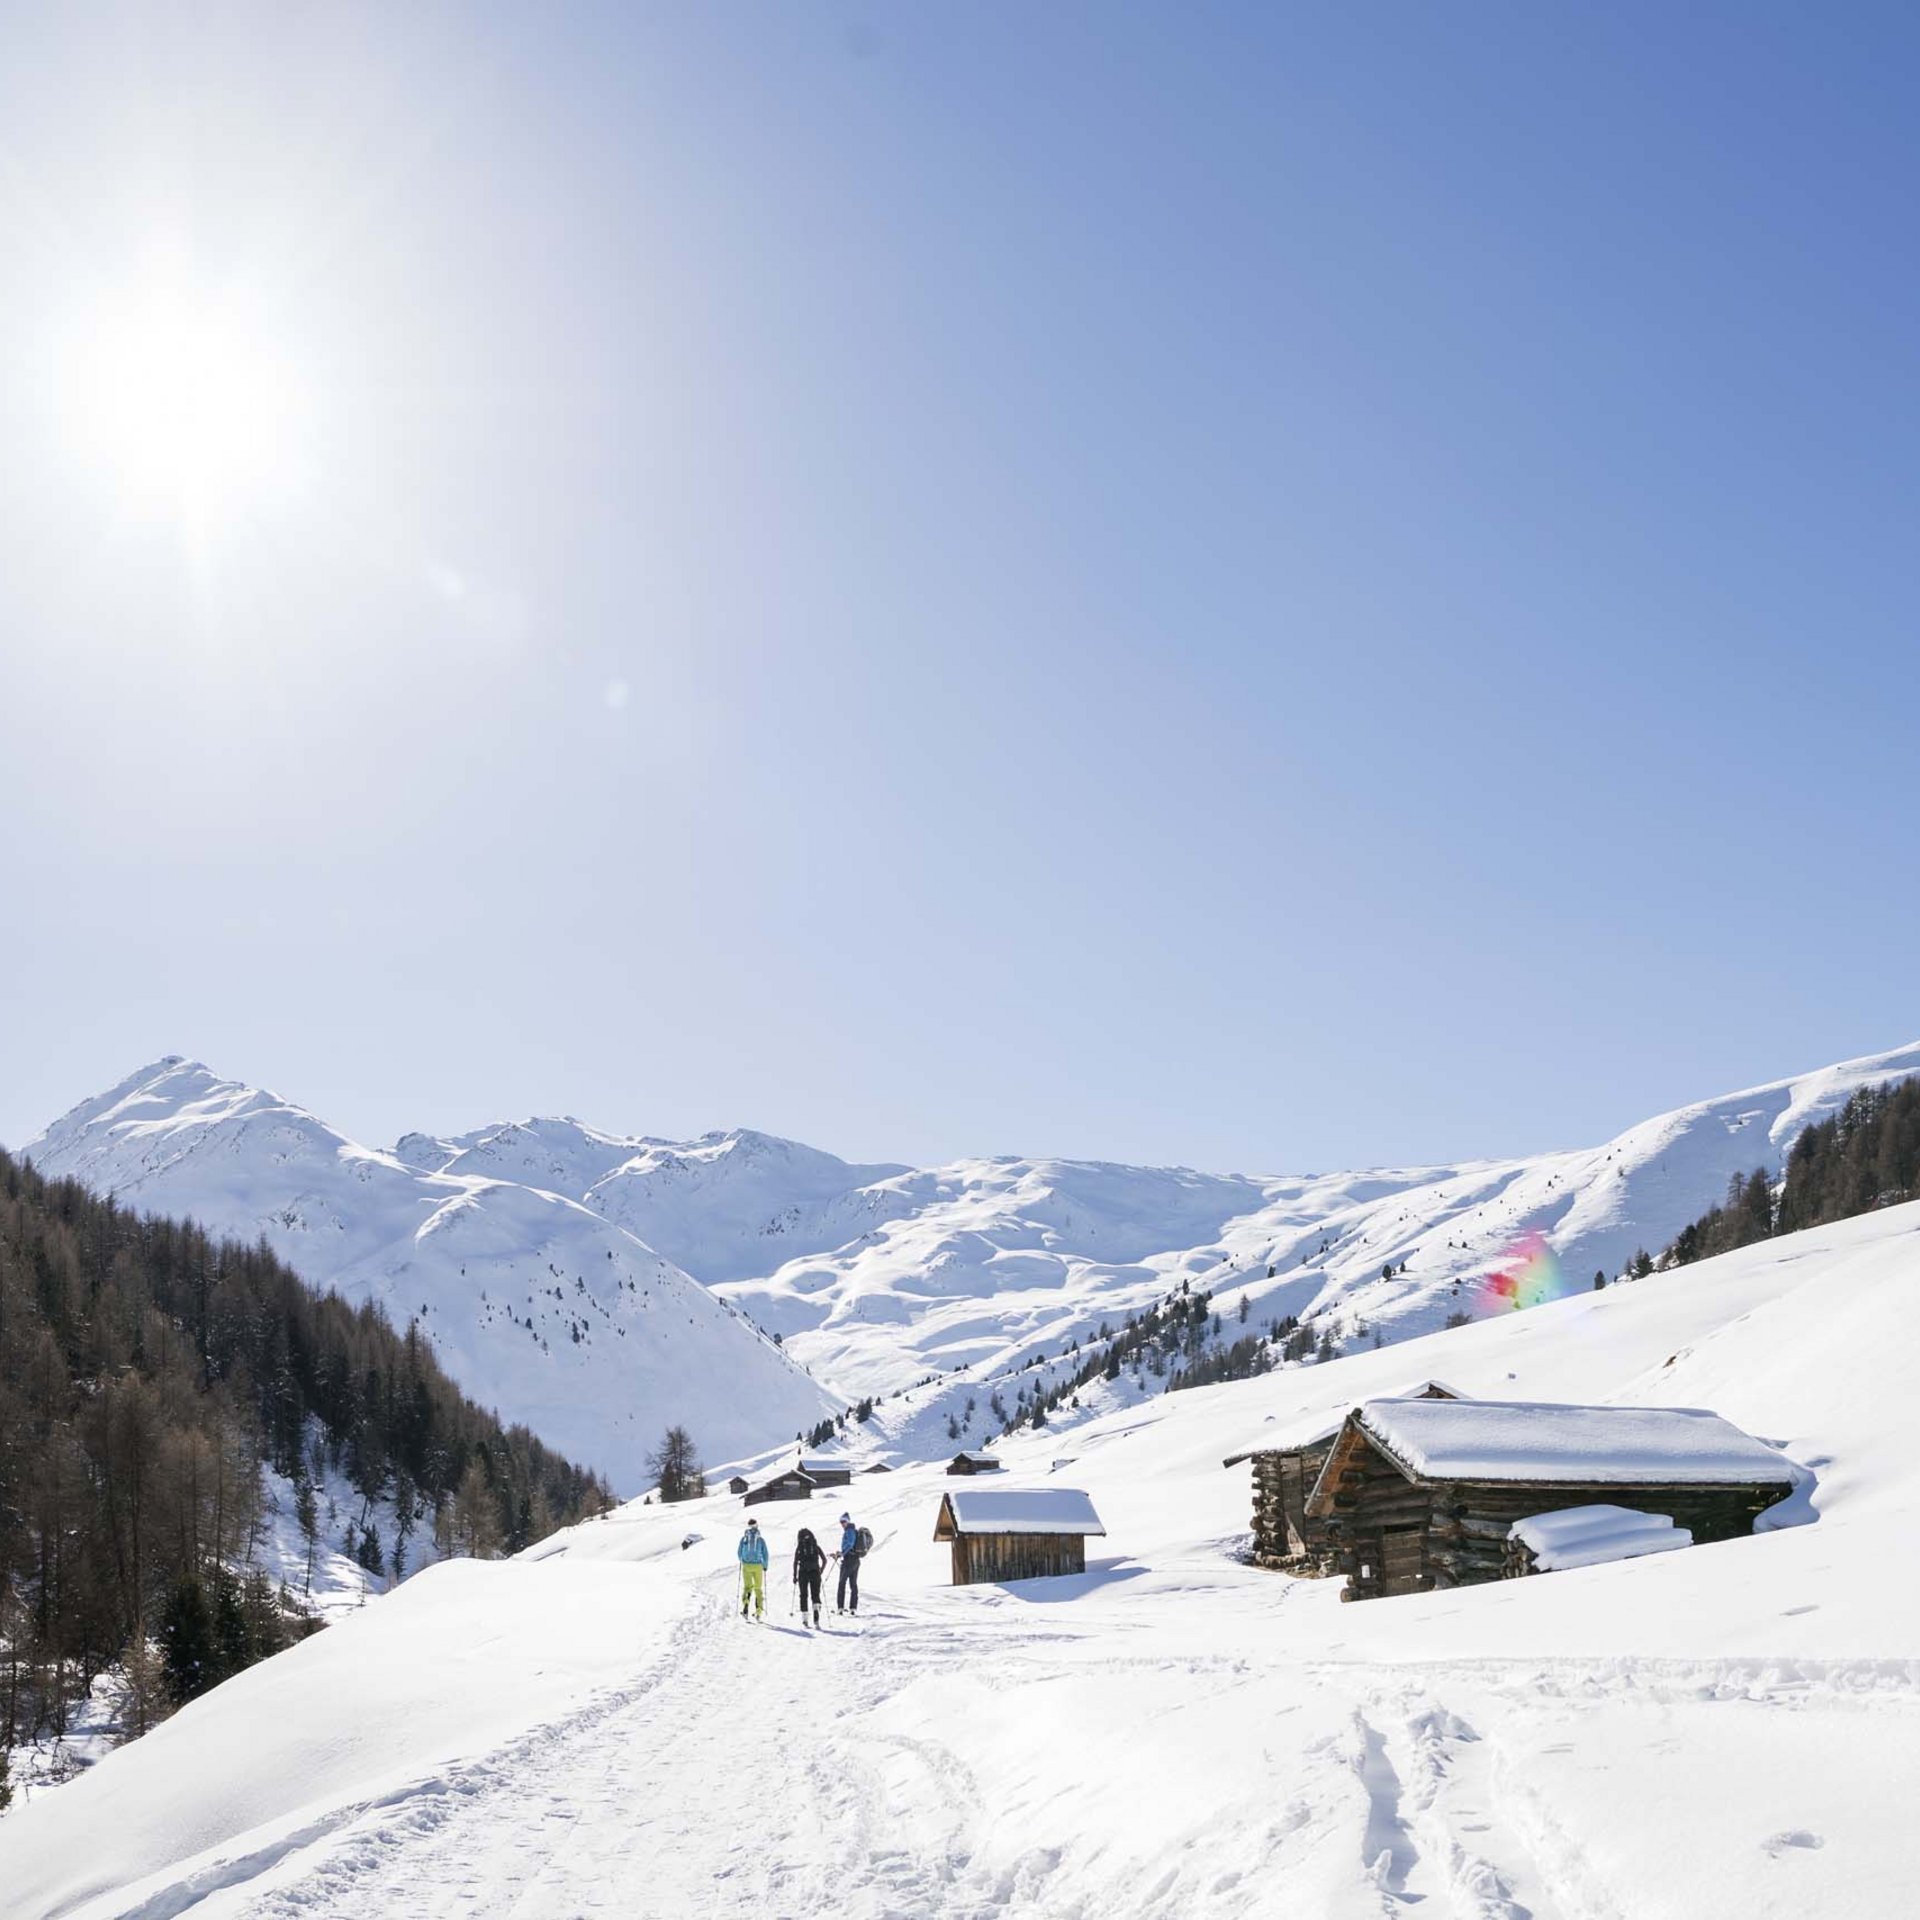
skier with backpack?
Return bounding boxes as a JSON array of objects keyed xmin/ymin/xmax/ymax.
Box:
[
  {"xmin": 792, "ymin": 1526, "xmax": 826, "ymax": 1627},
  {"xmin": 832, "ymin": 1512, "xmax": 871, "ymax": 1615},
  {"xmin": 736, "ymin": 1517, "xmax": 769, "ymax": 1620}
]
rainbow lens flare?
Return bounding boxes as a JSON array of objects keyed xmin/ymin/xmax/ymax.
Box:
[{"xmin": 1477, "ymin": 1230, "xmax": 1569, "ymax": 1312}]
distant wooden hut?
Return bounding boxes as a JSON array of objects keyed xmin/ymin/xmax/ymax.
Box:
[
  {"xmin": 1306, "ymin": 1398, "xmax": 1797, "ymax": 1601},
  {"xmin": 946, "ymin": 1450, "xmax": 1005, "ymax": 1477},
  {"xmin": 743, "ymin": 1468, "xmax": 817, "ymax": 1507},
  {"xmin": 797, "ymin": 1458, "xmax": 852, "ymax": 1488},
  {"xmin": 1225, "ymin": 1381, "xmax": 1459, "ymax": 1571},
  {"xmin": 862, "ymin": 1462, "xmax": 893, "ymax": 1474},
  {"xmin": 726, "ymin": 1475, "xmax": 750, "ymax": 1495},
  {"xmin": 934, "ymin": 1487, "xmax": 1106, "ymax": 1585}
]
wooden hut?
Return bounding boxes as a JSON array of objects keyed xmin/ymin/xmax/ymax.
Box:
[
  {"xmin": 1306, "ymin": 1398, "xmax": 1797, "ymax": 1601},
  {"xmin": 946, "ymin": 1450, "xmax": 1005, "ymax": 1476},
  {"xmin": 797, "ymin": 1458, "xmax": 853, "ymax": 1488},
  {"xmin": 743, "ymin": 1468, "xmax": 817, "ymax": 1507},
  {"xmin": 726, "ymin": 1475, "xmax": 750, "ymax": 1495},
  {"xmin": 933, "ymin": 1487, "xmax": 1106, "ymax": 1585},
  {"xmin": 1225, "ymin": 1381, "xmax": 1459, "ymax": 1571}
]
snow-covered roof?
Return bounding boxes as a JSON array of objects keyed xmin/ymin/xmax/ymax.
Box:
[
  {"xmin": 796, "ymin": 1459, "xmax": 849, "ymax": 1475},
  {"xmin": 938, "ymin": 1488, "xmax": 1107, "ymax": 1537},
  {"xmin": 1222, "ymin": 1381, "xmax": 1465, "ymax": 1468},
  {"xmin": 1357, "ymin": 1398, "xmax": 1798, "ymax": 1486},
  {"xmin": 1509, "ymin": 1504, "xmax": 1693, "ymax": 1572},
  {"xmin": 952, "ymin": 1450, "xmax": 1002, "ymax": 1467}
]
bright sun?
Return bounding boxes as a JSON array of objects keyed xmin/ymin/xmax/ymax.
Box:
[{"xmin": 60, "ymin": 273, "xmax": 310, "ymax": 537}]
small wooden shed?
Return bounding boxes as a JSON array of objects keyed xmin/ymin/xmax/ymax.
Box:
[
  {"xmin": 1225, "ymin": 1381, "xmax": 1459, "ymax": 1570},
  {"xmin": 726, "ymin": 1475, "xmax": 750, "ymax": 1495},
  {"xmin": 743, "ymin": 1468, "xmax": 817, "ymax": 1507},
  {"xmin": 1307, "ymin": 1397, "xmax": 1797, "ymax": 1601},
  {"xmin": 933, "ymin": 1487, "xmax": 1106, "ymax": 1585},
  {"xmin": 797, "ymin": 1458, "xmax": 852, "ymax": 1488},
  {"xmin": 946, "ymin": 1450, "xmax": 1005, "ymax": 1477}
]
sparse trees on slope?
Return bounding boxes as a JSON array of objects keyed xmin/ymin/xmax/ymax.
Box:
[{"xmin": 1661, "ymin": 1081, "xmax": 1920, "ymax": 1271}]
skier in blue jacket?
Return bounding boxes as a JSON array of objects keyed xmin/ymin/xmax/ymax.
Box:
[
  {"xmin": 833, "ymin": 1512, "xmax": 864, "ymax": 1615},
  {"xmin": 737, "ymin": 1518, "xmax": 770, "ymax": 1619}
]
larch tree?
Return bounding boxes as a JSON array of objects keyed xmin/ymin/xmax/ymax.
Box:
[{"xmin": 648, "ymin": 1425, "xmax": 706, "ymax": 1504}]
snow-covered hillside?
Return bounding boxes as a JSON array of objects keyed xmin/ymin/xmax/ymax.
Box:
[
  {"xmin": 22, "ymin": 1060, "xmax": 836, "ymax": 1491},
  {"xmin": 709, "ymin": 1039, "xmax": 1920, "ymax": 1400},
  {"xmin": 6, "ymin": 1194, "xmax": 1917, "ymax": 1918},
  {"xmin": 25, "ymin": 1044, "xmax": 1920, "ymax": 1476}
]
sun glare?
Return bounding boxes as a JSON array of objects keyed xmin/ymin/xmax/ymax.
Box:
[{"xmin": 59, "ymin": 273, "xmax": 311, "ymax": 539}]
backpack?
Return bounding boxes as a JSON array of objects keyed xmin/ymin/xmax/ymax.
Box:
[{"xmin": 856, "ymin": 1526, "xmax": 874, "ymax": 1556}]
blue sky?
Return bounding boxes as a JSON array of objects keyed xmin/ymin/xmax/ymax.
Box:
[{"xmin": 2, "ymin": 3, "xmax": 1916, "ymax": 1171}]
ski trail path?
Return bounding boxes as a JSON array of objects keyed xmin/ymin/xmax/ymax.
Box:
[
  {"xmin": 205, "ymin": 1569, "xmax": 1006, "ymax": 1920},
  {"xmin": 158, "ymin": 1556, "xmax": 1920, "ymax": 1920}
]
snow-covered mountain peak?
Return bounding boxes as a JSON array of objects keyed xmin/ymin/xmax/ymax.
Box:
[{"xmin": 23, "ymin": 1060, "xmax": 837, "ymax": 1490}]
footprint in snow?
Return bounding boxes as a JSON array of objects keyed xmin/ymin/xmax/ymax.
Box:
[{"xmin": 1763, "ymin": 1830, "xmax": 1824, "ymax": 1855}]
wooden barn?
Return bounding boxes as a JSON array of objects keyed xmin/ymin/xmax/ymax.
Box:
[
  {"xmin": 1224, "ymin": 1380, "xmax": 1460, "ymax": 1571},
  {"xmin": 933, "ymin": 1487, "xmax": 1106, "ymax": 1586},
  {"xmin": 726, "ymin": 1475, "xmax": 750, "ymax": 1495},
  {"xmin": 743, "ymin": 1468, "xmax": 817, "ymax": 1507},
  {"xmin": 1306, "ymin": 1397, "xmax": 1798, "ymax": 1601},
  {"xmin": 796, "ymin": 1458, "xmax": 853, "ymax": 1488},
  {"xmin": 946, "ymin": 1450, "xmax": 1005, "ymax": 1476}
]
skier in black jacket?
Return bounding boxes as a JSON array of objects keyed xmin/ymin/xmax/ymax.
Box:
[{"xmin": 792, "ymin": 1526, "xmax": 826, "ymax": 1628}]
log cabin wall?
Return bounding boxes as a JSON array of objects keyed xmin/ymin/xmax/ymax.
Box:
[
  {"xmin": 1332, "ymin": 1468, "xmax": 1792, "ymax": 1598},
  {"xmin": 1423, "ymin": 1481, "xmax": 1789, "ymax": 1591},
  {"xmin": 950, "ymin": 1531, "xmax": 1088, "ymax": 1585},
  {"xmin": 1320, "ymin": 1443, "xmax": 1435, "ymax": 1600},
  {"xmin": 1249, "ymin": 1444, "xmax": 1336, "ymax": 1568}
]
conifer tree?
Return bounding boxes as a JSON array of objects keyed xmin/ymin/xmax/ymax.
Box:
[
  {"xmin": 159, "ymin": 1573, "xmax": 216, "ymax": 1705},
  {"xmin": 647, "ymin": 1426, "xmax": 706, "ymax": 1504}
]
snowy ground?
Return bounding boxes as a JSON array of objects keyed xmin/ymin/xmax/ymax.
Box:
[{"xmin": 6, "ymin": 1197, "xmax": 1920, "ymax": 1917}]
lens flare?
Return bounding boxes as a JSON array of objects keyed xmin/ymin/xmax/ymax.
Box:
[{"xmin": 1477, "ymin": 1230, "xmax": 1568, "ymax": 1312}]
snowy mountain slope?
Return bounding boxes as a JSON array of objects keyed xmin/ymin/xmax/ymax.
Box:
[
  {"xmin": 24, "ymin": 1041, "xmax": 1920, "ymax": 1478},
  {"xmin": 708, "ymin": 1038, "xmax": 1920, "ymax": 1404},
  {"xmin": 7, "ymin": 1196, "xmax": 1918, "ymax": 1919},
  {"xmin": 23, "ymin": 1059, "xmax": 836, "ymax": 1490},
  {"xmin": 580, "ymin": 1128, "xmax": 910, "ymax": 1282}
]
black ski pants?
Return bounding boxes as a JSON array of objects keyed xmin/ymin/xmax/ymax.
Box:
[
  {"xmin": 796, "ymin": 1568, "xmax": 822, "ymax": 1615},
  {"xmin": 837, "ymin": 1552, "xmax": 861, "ymax": 1612}
]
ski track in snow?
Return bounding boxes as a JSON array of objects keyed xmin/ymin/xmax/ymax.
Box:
[{"xmin": 162, "ymin": 1564, "xmax": 1920, "ymax": 1920}]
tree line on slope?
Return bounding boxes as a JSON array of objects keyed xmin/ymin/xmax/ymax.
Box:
[
  {"xmin": 0, "ymin": 1146, "xmax": 610, "ymax": 1756},
  {"xmin": 1659, "ymin": 1079, "xmax": 1920, "ymax": 1270},
  {"xmin": 970, "ymin": 1283, "xmax": 1351, "ymax": 1439}
]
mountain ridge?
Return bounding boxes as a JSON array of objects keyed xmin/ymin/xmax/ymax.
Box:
[
  {"xmin": 24, "ymin": 1039, "xmax": 1920, "ymax": 1478},
  {"xmin": 24, "ymin": 1057, "xmax": 837, "ymax": 1493}
]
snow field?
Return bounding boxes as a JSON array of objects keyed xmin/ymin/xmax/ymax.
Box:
[{"xmin": 7, "ymin": 1196, "xmax": 1920, "ymax": 1916}]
